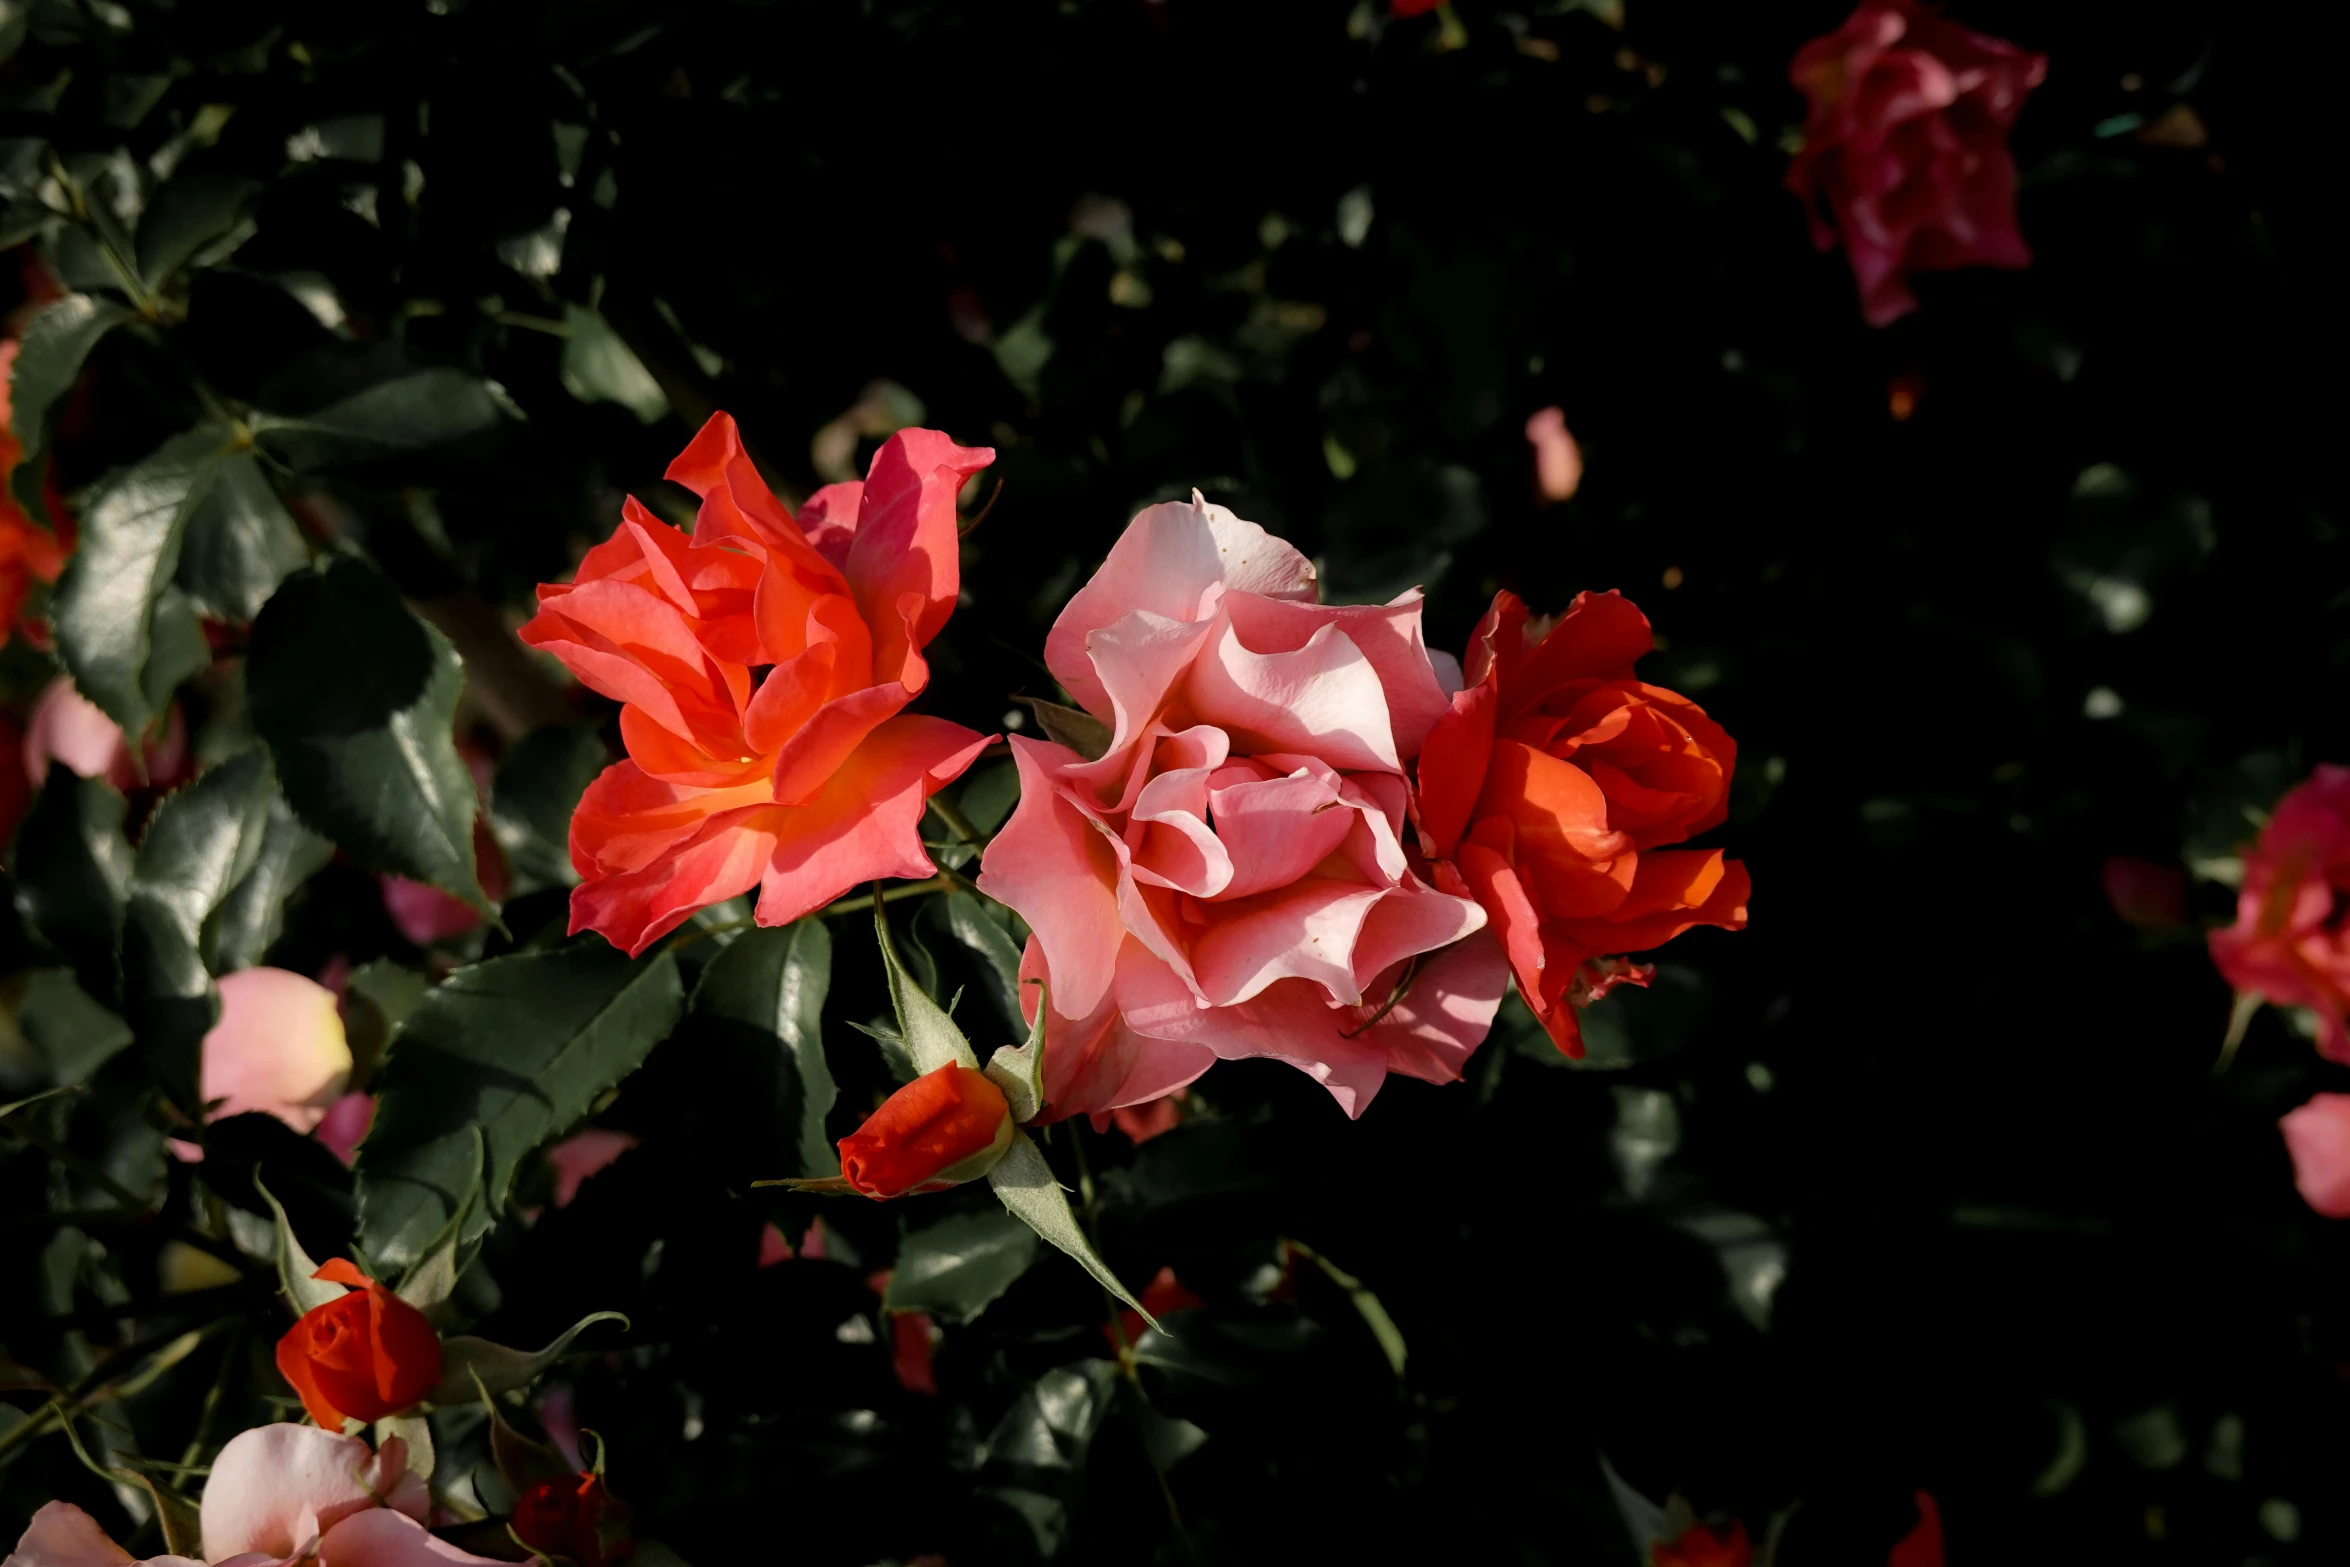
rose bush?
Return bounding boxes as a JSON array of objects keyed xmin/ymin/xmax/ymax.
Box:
[
  {"xmin": 520, "ymin": 413, "xmax": 994, "ymax": 954},
  {"xmin": 979, "ymin": 493, "xmax": 1504, "ymax": 1119}
]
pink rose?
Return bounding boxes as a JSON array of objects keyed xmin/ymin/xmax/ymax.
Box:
[
  {"xmin": 979, "ymin": 493, "xmax": 1504, "ymax": 1119},
  {"xmin": 1785, "ymin": 0, "xmax": 2046, "ymax": 326},
  {"xmin": 2209, "ymin": 766, "xmax": 2350, "ymax": 1060},
  {"xmin": 2281, "ymin": 1094, "xmax": 2350, "ymax": 1219},
  {"xmin": 201, "ymin": 969, "xmax": 353, "ymax": 1136},
  {"xmin": 21, "ymin": 678, "xmax": 188, "ymax": 793},
  {"xmin": 4, "ymin": 1425, "xmax": 501, "ymax": 1567}
]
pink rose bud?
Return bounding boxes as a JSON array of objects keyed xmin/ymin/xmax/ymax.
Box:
[
  {"xmin": 22, "ymin": 677, "xmax": 188, "ymax": 792},
  {"xmin": 1524, "ymin": 406, "xmax": 1583, "ymax": 503},
  {"xmin": 2282, "ymin": 1094, "xmax": 2350, "ymax": 1217}
]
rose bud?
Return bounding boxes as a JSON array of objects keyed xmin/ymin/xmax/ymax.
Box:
[
  {"xmin": 837, "ymin": 1063, "xmax": 1014, "ymax": 1200},
  {"xmin": 512, "ymin": 1471, "xmax": 631, "ymax": 1567},
  {"xmin": 275, "ymin": 1258, "xmax": 444, "ymax": 1429}
]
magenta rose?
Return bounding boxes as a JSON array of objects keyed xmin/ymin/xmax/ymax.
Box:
[
  {"xmin": 978, "ymin": 494, "xmax": 1505, "ymax": 1120},
  {"xmin": 1785, "ymin": 0, "xmax": 2046, "ymax": 326}
]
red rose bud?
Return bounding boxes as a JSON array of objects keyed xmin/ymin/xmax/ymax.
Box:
[
  {"xmin": 838, "ymin": 1063, "xmax": 1014, "ymax": 1199},
  {"xmin": 513, "ymin": 1471, "xmax": 632, "ymax": 1567},
  {"xmin": 1652, "ymin": 1519, "xmax": 1753, "ymax": 1567},
  {"xmin": 274, "ymin": 1259, "xmax": 444, "ymax": 1429}
]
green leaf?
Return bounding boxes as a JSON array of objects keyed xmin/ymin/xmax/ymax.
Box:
[
  {"xmin": 121, "ymin": 748, "xmax": 274, "ymax": 1106},
  {"xmin": 373, "ymin": 1414, "xmax": 434, "ymax": 1481},
  {"xmin": 206, "ymin": 794, "xmax": 333, "ymax": 973},
  {"xmin": 874, "ymin": 894, "xmax": 978, "ymax": 1075},
  {"xmin": 935, "ymin": 890, "xmax": 1025, "ymax": 1035},
  {"xmin": 689, "ymin": 919, "xmax": 837, "ymax": 1179},
  {"xmin": 257, "ymin": 1172, "xmax": 344, "ymax": 1314},
  {"xmin": 355, "ymin": 944, "xmax": 684, "ymax": 1269},
  {"xmin": 13, "ymin": 970, "xmax": 131, "ymax": 1085},
  {"xmin": 344, "ymin": 959, "xmax": 430, "ymax": 1082},
  {"xmin": 985, "ymin": 1130, "xmax": 1153, "ymax": 1326},
  {"xmin": 252, "ymin": 369, "xmax": 508, "ymax": 471},
  {"xmin": 175, "ymin": 452, "xmax": 309, "ymax": 621},
  {"xmin": 560, "ymin": 305, "xmax": 667, "ymax": 423},
  {"xmin": 52, "ymin": 428, "xmax": 236, "ymax": 740},
  {"xmin": 884, "ymin": 1208, "xmax": 1040, "ymax": 1324},
  {"xmin": 135, "ymin": 170, "xmax": 261, "ymax": 288},
  {"xmin": 7, "ymin": 293, "xmax": 135, "ymax": 525},
  {"xmin": 141, "ymin": 587, "xmax": 210, "ymax": 724},
  {"xmin": 984, "ymin": 977, "xmax": 1047, "ymax": 1124},
  {"xmin": 131, "ymin": 1475, "xmax": 204, "ymax": 1559},
  {"xmin": 248, "ymin": 557, "xmax": 487, "ymax": 911},
  {"xmin": 427, "ymin": 1311, "xmax": 629, "ymax": 1405},
  {"xmin": 489, "ymin": 724, "xmax": 607, "ymax": 897},
  {"xmin": 12, "ymin": 767, "xmax": 132, "ymax": 1005}
]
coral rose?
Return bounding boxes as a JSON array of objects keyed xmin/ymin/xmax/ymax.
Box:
[
  {"xmin": 521, "ymin": 413, "xmax": 994, "ymax": 955},
  {"xmin": 979, "ymin": 493, "xmax": 1503, "ymax": 1119},
  {"xmin": 275, "ymin": 1259, "xmax": 444, "ymax": 1429},
  {"xmin": 837, "ymin": 1063, "xmax": 1013, "ymax": 1199},
  {"xmin": 1416, "ymin": 590, "xmax": 1749, "ymax": 1057},
  {"xmin": 0, "ymin": 337, "xmax": 73, "ymax": 634},
  {"xmin": 1785, "ymin": 0, "xmax": 2046, "ymax": 326},
  {"xmin": 2209, "ymin": 765, "xmax": 2350, "ymax": 1060}
]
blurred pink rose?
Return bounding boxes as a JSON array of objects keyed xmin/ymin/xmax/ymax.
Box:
[
  {"xmin": 2281, "ymin": 1094, "xmax": 2350, "ymax": 1218},
  {"xmin": 979, "ymin": 492, "xmax": 1503, "ymax": 1120},
  {"xmin": 2209, "ymin": 766, "xmax": 2350, "ymax": 1060},
  {"xmin": 545, "ymin": 1128, "xmax": 640, "ymax": 1208},
  {"xmin": 1524, "ymin": 407, "xmax": 1583, "ymax": 503},
  {"xmin": 1785, "ymin": 0, "xmax": 2045, "ymax": 326},
  {"xmin": 315, "ymin": 1091, "xmax": 376, "ymax": 1166},
  {"xmin": 201, "ymin": 969, "xmax": 353, "ymax": 1134},
  {"xmin": 22, "ymin": 678, "xmax": 188, "ymax": 792}
]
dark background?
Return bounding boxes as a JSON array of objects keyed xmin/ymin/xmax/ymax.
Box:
[{"xmin": 5, "ymin": 1, "xmax": 2348, "ymax": 1562}]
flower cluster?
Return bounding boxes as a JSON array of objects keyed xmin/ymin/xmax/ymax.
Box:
[{"xmin": 537, "ymin": 419, "xmax": 1748, "ymax": 1199}]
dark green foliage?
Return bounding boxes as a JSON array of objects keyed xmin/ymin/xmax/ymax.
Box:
[
  {"xmin": 247, "ymin": 559, "xmax": 486, "ymax": 911},
  {"xmin": 355, "ymin": 942, "xmax": 684, "ymax": 1269}
]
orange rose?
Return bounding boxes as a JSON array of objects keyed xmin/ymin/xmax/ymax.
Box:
[
  {"xmin": 1416, "ymin": 590, "xmax": 1749, "ymax": 1056},
  {"xmin": 837, "ymin": 1063, "xmax": 1013, "ymax": 1200},
  {"xmin": 274, "ymin": 1259, "xmax": 443, "ymax": 1428}
]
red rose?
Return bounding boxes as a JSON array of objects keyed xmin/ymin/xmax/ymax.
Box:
[
  {"xmin": 0, "ymin": 338, "xmax": 73, "ymax": 634},
  {"xmin": 512, "ymin": 1471, "xmax": 631, "ymax": 1567},
  {"xmin": 274, "ymin": 1259, "xmax": 443, "ymax": 1429},
  {"xmin": 2209, "ymin": 765, "xmax": 2350, "ymax": 1060},
  {"xmin": 837, "ymin": 1063, "xmax": 1014, "ymax": 1200},
  {"xmin": 1105, "ymin": 1266, "xmax": 1202, "ymax": 1352},
  {"xmin": 1653, "ymin": 1519, "xmax": 1753, "ymax": 1567},
  {"xmin": 1785, "ymin": 0, "xmax": 2046, "ymax": 326},
  {"xmin": 1416, "ymin": 590, "xmax": 1749, "ymax": 1056},
  {"xmin": 520, "ymin": 413, "xmax": 993, "ymax": 955}
]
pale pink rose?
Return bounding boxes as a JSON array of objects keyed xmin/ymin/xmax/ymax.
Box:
[
  {"xmin": 378, "ymin": 876, "xmax": 481, "ymax": 945},
  {"xmin": 3, "ymin": 1501, "xmax": 205, "ymax": 1567},
  {"xmin": 1524, "ymin": 407, "xmax": 1583, "ymax": 503},
  {"xmin": 2282, "ymin": 1094, "xmax": 2350, "ymax": 1218},
  {"xmin": 979, "ymin": 493, "xmax": 1504, "ymax": 1120},
  {"xmin": 201, "ymin": 969, "xmax": 353, "ymax": 1135},
  {"xmin": 543, "ymin": 1128, "xmax": 640, "ymax": 1208},
  {"xmin": 21, "ymin": 679, "xmax": 188, "ymax": 792},
  {"xmin": 201, "ymin": 1425, "xmax": 428, "ymax": 1562}
]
